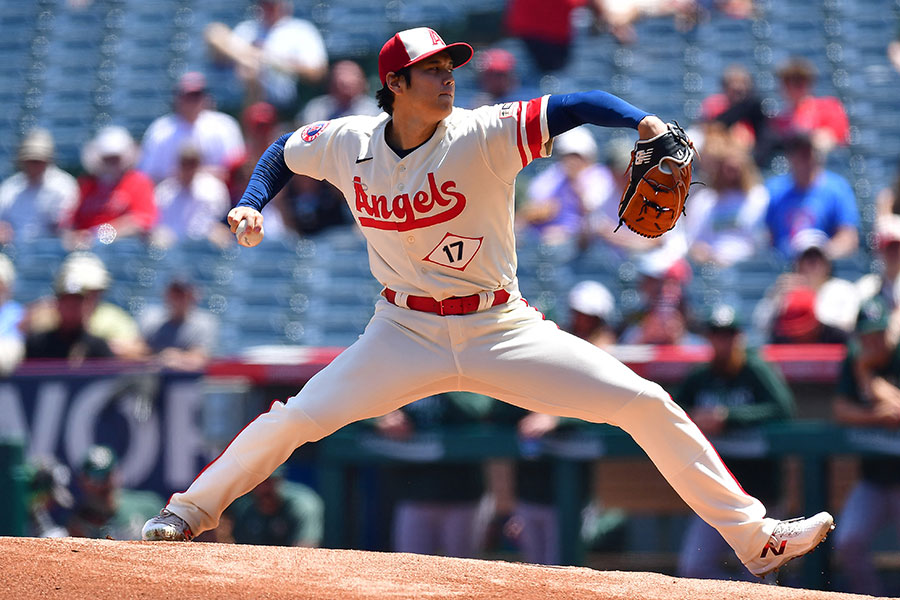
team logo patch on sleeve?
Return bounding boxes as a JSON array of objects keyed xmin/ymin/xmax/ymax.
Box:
[{"xmin": 300, "ymin": 121, "xmax": 329, "ymax": 142}]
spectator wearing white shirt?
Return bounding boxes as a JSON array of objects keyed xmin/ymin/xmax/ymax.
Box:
[
  {"xmin": 0, "ymin": 128, "xmax": 78, "ymax": 244},
  {"xmin": 683, "ymin": 130, "xmax": 769, "ymax": 268},
  {"xmin": 205, "ymin": 0, "xmax": 328, "ymax": 111},
  {"xmin": 153, "ymin": 144, "xmax": 232, "ymax": 249},
  {"xmin": 518, "ymin": 127, "xmax": 612, "ymax": 248},
  {"xmin": 138, "ymin": 72, "xmax": 246, "ymax": 183},
  {"xmin": 139, "ymin": 276, "xmax": 219, "ymax": 371}
]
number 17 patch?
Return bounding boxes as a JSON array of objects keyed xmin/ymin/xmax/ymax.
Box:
[{"xmin": 424, "ymin": 233, "xmax": 483, "ymax": 271}]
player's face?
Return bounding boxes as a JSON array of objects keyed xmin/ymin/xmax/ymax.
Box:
[{"xmin": 401, "ymin": 53, "xmax": 455, "ymax": 120}]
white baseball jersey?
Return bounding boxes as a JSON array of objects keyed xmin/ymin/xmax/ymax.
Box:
[
  {"xmin": 166, "ymin": 94, "xmax": 782, "ymax": 568},
  {"xmin": 284, "ymin": 97, "xmax": 552, "ymax": 300}
]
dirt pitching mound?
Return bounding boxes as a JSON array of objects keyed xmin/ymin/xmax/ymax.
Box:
[{"xmin": 0, "ymin": 537, "xmax": 881, "ymax": 600}]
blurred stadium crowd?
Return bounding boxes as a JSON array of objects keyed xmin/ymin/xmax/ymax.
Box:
[
  {"xmin": 2, "ymin": 0, "xmax": 900, "ymax": 594},
  {"xmin": 0, "ymin": 0, "xmax": 896, "ymax": 357}
]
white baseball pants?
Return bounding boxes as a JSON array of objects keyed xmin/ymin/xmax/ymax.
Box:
[{"xmin": 167, "ymin": 297, "xmax": 776, "ymax": 564}]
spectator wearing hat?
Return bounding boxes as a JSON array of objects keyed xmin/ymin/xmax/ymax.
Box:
[
  {"xmin": 620, "ymin": 258, "xmax": 703, "ymax": 346},
  {"xmin": 763, "ymin": 130, "xmax": 860, "ymax": 259},
  {"xmin": 139, "ymin": 72, "xmax": 246, "ymax": 184},
  {"xmin": 204, "ymin": 0, "xmax": 328, "ymax": 111},
  {"xmin": 773, "ymin": 57, "xmax": 849, "ymax": 154},
  {"xmin": 463, "ymin": 48, "xmax": 531, "ymax": 109},
  {"xmin": 857, "ymin": 215, "xmax": 900, "ymax": 311},
  {"xmin": 699, "ymin": 65, "xmax": 773, "ymax": 167},
  {"xmin": 683, "ymin": 128, "xmax": 770, "ymax": 268},
  {"xmin": 153, "ymin": 143, "xmax": 233, "ymax": 249},
  {"xmin": 832, "ymin": 296, "xmax": 900, "ymax": 595},
  {"xmin": 65, "ymin": 126, "xmax": 158, "ymax": 247},
  {"xmin": 568, "ymin": 280, "xmax": 618, "ymax": 347},
  {"xmin": 241, "ymin": 101, "xmax": 281, "ymax": 163},
  {"xmin": 518, "ymin": 127, "xmax": 613, "ymax": 248},
  {"xmin": 767, "ymin": 285, "xmax": 848, "ymax": 345},
  {"xmin": 23, "ymin": 252, "xmax": 145, "ymax": 360},
  {"xmin": 225, "ymin": 467, "xmax": 324, "ymax": 547},
  {"xmin": 139, "ymin": 276, "xmax": 219, "ymax": 371},
  {"xmin": 676, "ymin": 304, "xmax": 795, "ymax": 580},
  {"xmin": 24, "ymin": 268, "xmax": 113, "ymax": 362},
  {"xmin": 0, "ymin": 128, "xmax": 79, "ymax": 244},
  {"xmin": 67, "ymin": 445, "xmax": 164, "ymax": 540},
  {"xmin": 753, "ymin": 229, "xmax": 859, "ymax": 344},
  {"xmin": 297, "ymin": 60, "xmax": 381, "ymax": 125}
]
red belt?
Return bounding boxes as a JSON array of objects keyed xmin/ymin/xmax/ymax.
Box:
[{"xmin": 383, "ymin": 288, "xmax": 510, "ymax": 316}]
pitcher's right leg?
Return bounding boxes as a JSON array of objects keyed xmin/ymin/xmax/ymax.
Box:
[{"xmin": 154, "ymin": 303, "xmax": 459, "ymax": 537}]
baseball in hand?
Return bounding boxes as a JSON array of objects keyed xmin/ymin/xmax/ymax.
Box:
[{"xmin": 235, "ymin": 219, "xmax": 264, "ymax": 247}]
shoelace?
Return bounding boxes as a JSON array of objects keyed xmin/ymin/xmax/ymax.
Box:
[{"xmin": 772, "ymin": 517, "xmax": 808, "ymax": 539}]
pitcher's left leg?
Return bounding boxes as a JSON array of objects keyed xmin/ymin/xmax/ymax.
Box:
[{"xmin": 454, "ymin": 303, "xmax": 774, "ymax": 565}]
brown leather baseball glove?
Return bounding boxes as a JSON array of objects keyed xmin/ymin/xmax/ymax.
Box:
[{"xmin": 616, "ymin": 122, "xmax": 696, "ymax": 238}]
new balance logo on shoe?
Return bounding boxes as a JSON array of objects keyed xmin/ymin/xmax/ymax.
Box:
[
  {"xmin": 634, "ymin": 149, "xmax": 654, "ymax": 165},
  {"xmin": 760, "ymin": 539, "xmax": 787, "ymax": 558},
  {"xmin": 744, "ymin": 512, "xmax": 834, "ymax": 578}
]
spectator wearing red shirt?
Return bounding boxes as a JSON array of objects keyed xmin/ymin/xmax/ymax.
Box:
[
  {"xmin": 700, "ymin": 64, "xmax": 774, "ymax": 167},
  {"xmin": 66, "ymin": 126, "xmax": 157, "ymax": 247},
  {"xmin": 773, "ymin": 57, "xmax": 850, "ymax": 154},
  {"xmin": 505, "ymin": 0, "xmax": 601, "ymax": 72}
]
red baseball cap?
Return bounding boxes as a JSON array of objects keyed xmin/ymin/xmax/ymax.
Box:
[
  {"xmin": 773, "ymin": 286, "xmax": 819, "ymax": 339},
  {"xmin": 177, "ymin": 71, "xmax": 207, "ymax": 95},
  {"xmin": 378, "ymin": 27, "xmax": 473, "ymax": 85}
]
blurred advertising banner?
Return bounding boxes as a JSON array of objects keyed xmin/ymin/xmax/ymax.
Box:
[{"xmin": 0, "ymin": 364, "xmax": 252, "ymax": 496}]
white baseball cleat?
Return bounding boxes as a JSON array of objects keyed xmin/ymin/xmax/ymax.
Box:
[
  {"xmin": 142, "ymin": 509, "xmax": 194, "ymax": 542},
  {"xmin": 743, "ymin": 511, "xmax": 835, "ymax": 577}
]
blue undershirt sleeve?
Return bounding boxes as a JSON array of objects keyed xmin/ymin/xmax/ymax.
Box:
[
  {"xmin": 546, "ymin": 91, "xmax": 651, "ymax": 138},
  {"xmin": 236, "ymin": 132, "xmax": 294, "ymax": 212}
]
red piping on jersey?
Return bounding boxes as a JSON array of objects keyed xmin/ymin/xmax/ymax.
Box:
[
  {"xmin": 520, "ymin": 297, "xmax": 560, "ymax": 328},
  {"xmin": 515, "ymin": 102, "xmax": 528, "ymax": 168},
  {"xmin": 524, "ymin": 97, "xmax": 544, "ymax": 163},
  {"xmin": 680, "ymin": 398, "xmax": 751, "ymax": 498}
]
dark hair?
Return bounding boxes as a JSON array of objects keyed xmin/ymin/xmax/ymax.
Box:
[
  {"xmin": 777, "ymin": 57, "xmax": 816, "ymax": 83},
  {"xmin": 376, "ymin": 67, "xmax": 411, "ymax": 115}
]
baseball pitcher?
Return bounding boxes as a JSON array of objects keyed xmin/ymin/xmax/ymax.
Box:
[{"xmin": 144, "ymin": 27, "xmax": 833, "ymax": 578}]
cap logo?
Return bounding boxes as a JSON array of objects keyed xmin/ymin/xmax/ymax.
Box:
[
  {"xmin": 300, "ymin": 121, "xmax": 329, "ymax": 142},
  {"xmin": 429, "ymin": 30, "xmax": 443, "ymax": 46}
]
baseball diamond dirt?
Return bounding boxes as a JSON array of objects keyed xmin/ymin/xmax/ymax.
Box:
[{"xmin": 0, "ymin": 537, "xmax": 885, "ymax": 600}]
